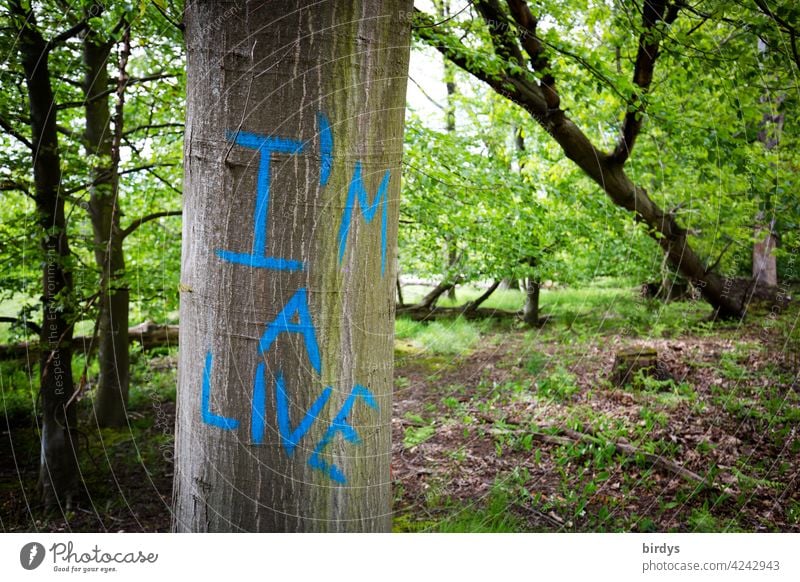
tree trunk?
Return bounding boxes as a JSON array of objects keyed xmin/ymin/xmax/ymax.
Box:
[
  {"xmin": 396, "ymin": 275, "xmax": 405, "ymax": 307},
  {"xmin": 419, "ymin": 279, "xmax": 457, "ymax": 309},
  {"xmin": 442, "ymin": 11, "xmax": 458, "ymax": 304},
  {"xmin": 562, "ymin": 140, "xmax": 745, "ymax": 317},
  {"xmin": 465, "ymin": 280, "xmax": 500, "ymax": 313},
  {"xmin": 752, "ymin": 77, "xmax": 783, "ymax": 288},
  {"xmin": 174, "ymin": 0, "xmax": 412, "ymax": 532},
  {"xmin": 83, "ymin": 30, "xmax": 130, "ymax": 427},
  {"xmin": 415, "ymin": 7, "xmax": 747, "ymax": 318},
  {"xmin": 752, "ymin": 221, "xmax": 778, "ymax": 287},
  {"xmin": 522, "ymin": 278, "xmax": 540, "ymax": 326},
  {"xmin": 12, "ymin": 2, "xmax": 78, "ymax": 508}
]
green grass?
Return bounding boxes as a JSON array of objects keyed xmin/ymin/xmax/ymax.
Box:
[
  {"xmin": 434, "ymin": 486, "xmax": 525, "ymax": 532},
  {"xmin": 395, "ymin": 316, "xmax": 482, "ymax": 356}
]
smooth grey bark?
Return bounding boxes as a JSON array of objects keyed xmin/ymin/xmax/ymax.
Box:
[
  {"xmin": 174, "ymin": 0, "xmax": 412, "ymax": 532},
  {"xmin": 83, "ymin": 28, "xmax": 130, "ymax": 428},
  {"xmin": 753, "ymin": 221, "xmax": 778, "ymax": 287},
  {"xmin": 752, "ymin": 84, "xmax": 783, "ymax": 288},
  {"xmin": 522, "ymin": 278, "xmax": 540, "ymax": 326}
]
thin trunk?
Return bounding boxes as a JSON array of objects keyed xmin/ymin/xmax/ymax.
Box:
[
  {"xmin": 752, "ymin": 222, "xmax": 778, "ymax": 287},
  {"xmin": 446, "ymin": 246, "xmax": 458, "ymax": 302},
  {"xmin": 12, "ymin": 1, "xmax": 78, "ymax": 508},
  {"xmin": 465, "ymin": 280, "xmax": 500, "ymax": 312},
  {"xmin": 443, "ymin": 10, "xmax": 458, "ymax": 303},
  {"xmin": 419, "ymin": 279, "xmax": 457, "ymax": 309},
  {"xmin": 753, "ymin": 80, "xmax": 783, "ymax": 288},
  {"xmin": 83, "ymin": 27, "xmax": 130, "ymax": 427},
  {"xmin": 522, "ymin": 278, "xmax": 540, "ymax": 326},
  {"xmin": 396, "ymin": 275, "xmax": 405, "ymax": 307},
  {"xmin": 174, "ymin": 0, "xmax": 412, "ymax": 532}
]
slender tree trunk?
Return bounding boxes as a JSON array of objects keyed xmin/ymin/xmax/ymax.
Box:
[
  {"xmin": 753, "ymin": 83, "xmax": 783, "ymax": 288},
  {"xmin": 522, "ymin": 278, "xmax": 540, "ymax": 326},
  {"xmin": 419, "ymin": 279, "xmax": 457, "ymax": 309},
  {"xmin": 465, "ymin": 280, "xmax": 500, "ymax": 312},
  {"xmin": 752, "ymin": 219, "xmax": 777, "ymax": 287},
  {"xmin": 173, "ymin": 0, "xmax": 412, "ymax": 532},
  {"xmin": 11, "ymin": 1, "xmax": 78, "ymax": 508},
  {"xmin": 83, "ymin": 29, "xmax": 130, "ymax": 427},
  {"xmin": 441, "ymin": 2, "xmax": 458, "ymax": 303},
  {"xmin": 396, "ymin": 276, "xmax": 405, "ymax": 307}
]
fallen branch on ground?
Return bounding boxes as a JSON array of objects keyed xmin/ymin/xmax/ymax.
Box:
[{"xmin": 486, "ymin": 420, "xmax": 735, "ymax": 496}]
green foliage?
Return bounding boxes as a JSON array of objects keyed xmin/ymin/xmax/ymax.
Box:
[
  {"xmin": 688, "ymin": 507, "xmax": 725, "ymax": 533},
  {"xmin": 537, "ymin": 367, "xmax": 579, "ymax": 401},
  {"xmin": 0, "ymin": 1, "xmax": 184, "ymax": 335}
]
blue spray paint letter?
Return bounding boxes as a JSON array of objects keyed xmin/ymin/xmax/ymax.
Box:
[
  {"xmin": 217, "ymin": 130, "xmax": 305, "ymax": 271},
  {"xmin": 275, "ymin": 373, "xmax": 332, "ymax": 455},
  {"xmin": 337, "ymin": 162, "xmax": 390, "ymax": 276},
  {"xmin": 258, "ymin": 288, "xmax": 321, "ymax": 374},
  {"xmin": 308, "ymin": 385, "xmax": 378, "ymax": 483},
  {"xmin": 201, "ymin": 351, "xmax": 239, "ymax": 430},
  {"xmin": 251, "ymin": 362, "xmax": 266, "ymax": 443},
  {"xmin": 317, "ymin": 112, "xmax": 333, "ymax": 187}
]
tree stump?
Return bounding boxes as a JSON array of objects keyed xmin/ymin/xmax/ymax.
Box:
[{"xmin": 611, "ymin": 348, "xmax": 671, "ymax": 387}]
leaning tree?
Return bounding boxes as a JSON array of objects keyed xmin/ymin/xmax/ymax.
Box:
[{"xmin": 414, "ymin": 0, "xmax": 796, "ymax": 318}]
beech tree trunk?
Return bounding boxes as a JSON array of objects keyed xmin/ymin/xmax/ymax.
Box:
[
  {"xmin": 11, "ymin": 1, "xmax": 79, "ymax": 507},
  {"xmin": 83, "ymin": 29, "xmax": 130, "ymax": 427},
  {"xmin": 173, "ymin": 0, "xmax": 412, "ymax": 532},
  {"xmin": 522, "ymin": 278, "xmax": 540, "ymax": 326}
]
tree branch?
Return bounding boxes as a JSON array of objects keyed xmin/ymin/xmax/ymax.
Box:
[
  {"xmin": 0, "ymin": 115, "xmax": 33, "ymax": 149},
  {"xmin": 475, "ymin": 0, "xmax": 526, "ymax": 67},
  {"xmin": 121, "ymin": 210, "xmax": 182, "ymax": 239},
  {"xmin": 611, "ymin": 1, "xmax": 680, "ymax": 164},
  {"xmin": 752, "ymin": 0, "xmax": 800, "ymax": 70},
  {"xmin": 705, "ymin": 238, "xmax": 734, "ymax": 274},
  {"xmin": 0, "ymin": 179, "xmax": 33, "ymax": 198},
  {"xmin": 61, "ymin": 163, "xmax": 177, "ymax": 196},
  {"xmin": 464, "ymin": 280, "xmax": 501, "ymax": 313},
  {"xmin": 506, "ymin": 0, "xmax": 560, "ymax": 109},
  {"xmin": 56, "ymin": 73, "xmax": 178, "ymax": 110},
  {"xmin": 0, "ymin": 316, "xmax": 42, "ymax": 335},
  {"xmin": 122, "ymin": 122, "xmax": 184, "ymax": 137},
  {"xmin": 48, "ymin": 19, "xmax": 90, "ymax": 49},
  {"xmin": 150, "ymin": 0, "xmax": 185, "ymax": 32},
  {"xmin": 128, "ymin": 72, "xmax": 179, "ymax": 85}
]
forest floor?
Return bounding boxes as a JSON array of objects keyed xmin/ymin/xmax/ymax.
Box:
[{"xmin": 2, "ymin": 281, "xmax": 799, "ymax": 532}]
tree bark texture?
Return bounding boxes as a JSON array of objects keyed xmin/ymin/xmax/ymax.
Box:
[
  {"xmin": 522, "ymin": 277, "xmax": 540, "ymax": 326},
  {"xmin": 173, "ymin": 0, "xmax": 412, "ymax": 532},
  {"xmin": 11, "ymin": 1, "xmax": 79, "ymax": 507},
  {"xmin": 83, "ymin": 32, "xmax": 130, "ymax": 427}
]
